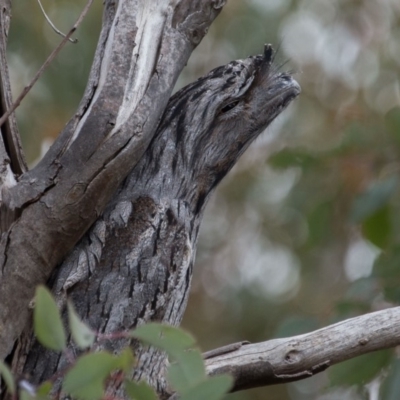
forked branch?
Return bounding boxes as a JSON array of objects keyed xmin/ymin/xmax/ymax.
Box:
[
  {"xmin": 0, "ymin": 0, "xmax": 226, "ymax": 360},
  {"xmin": 13, "ymin": 45, "xmax": 300, "ymax": 395}
]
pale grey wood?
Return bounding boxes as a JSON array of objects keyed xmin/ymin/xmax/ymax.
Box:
[
  {"xmin": 0, "ymin": 0, "xmax": 26, "ymax": 233},
  {"xmin": 205, "ymin": 307, "xmax": 400, "ymax": 391},
  {"xmin": 0, "ymin": 0, "xmax": 225, "ymax": 360},
  {"xmin": 13, "ymin": 46, "xmax": 300, "ymax": 398},
  {"xmin": 1, "ymin": 1, "xmax": 399, "ymax": 398},
  {"xmin": 0, "ymin": 0, "xmax": 27, "ymax": 177}
]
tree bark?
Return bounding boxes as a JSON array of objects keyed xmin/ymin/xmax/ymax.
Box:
[
  {"xmin": 2, "ymin": 1, "xmax": 399, "ymax": 400},
  {"xmin": 9, "ymin": 42, "xmax": 300, "ymax": 397},
  {"xmin": 0, "ymin": 0, "xmax": 301, "ymax": 397},
  {"xmin": 0, "ymin": 0, "xmax": 225, "ymax": 362},
  {"xmin": 205, "ymin": 307, "xmax": 400, "ymax": 391}
]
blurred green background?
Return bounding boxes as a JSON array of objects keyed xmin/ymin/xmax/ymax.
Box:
[{"xmin": 8, "ymin": 0, "xmax": 400, "ymax": 399}]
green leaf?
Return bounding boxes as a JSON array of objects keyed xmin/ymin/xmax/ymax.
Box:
[
  {"xmin": 167, "ymin": 350, "xmax": 206, "ymax": 393},
  {"xmin": 330, "ymin": 350, "xmax": 391, "ymax": 386},
  {"xmin": 68, "ymin": 302, "xmax": 96, "ymax": 349},
  {"xmin": 125, "ymin": 380, "xmax": 158, "ymax": 400},
  {"xmin": 131, "ymin": 324, "xmax": 207, "ymax": 394},
  {"xmin": 63, "ymin": 351, "xmax": 118, "ymax": 400},
  {"xmin": 179, "ymin": 375, "xmax": 233, "ymax": 400},
  {"xmin": 34, "ymin": 286, "xmax": 66, "ymax": 352},
  {"xmin": 37, "ymin": 381, "xmax": 53, "ymax": 399},
  {"xmin": 362, "ymin": 205, "xmax": 391, "ymax": 248},
  {"xmin": 0, "ymin": 360, "xmax": 15, "ymax": 394},
  {"xmin": 130, "ymin": 323, "xmax": 197, "ymax": 360},
  {"xmin": 114, "ymin": 347, "xmax": 135, "ymax": 372},
  {"xmin": 350, "ymin": 176, "xmax": 397, "ymax": 222}
]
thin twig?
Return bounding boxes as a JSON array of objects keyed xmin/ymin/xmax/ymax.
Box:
[
  {"xmin": 37, "ymin": 0, "xmax": 78, "ymax": 44},
  {"xmin": 0, "ymin": 0, "xmax": 94, "ymax": 128}
]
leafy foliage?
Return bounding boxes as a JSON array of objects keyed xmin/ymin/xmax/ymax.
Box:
[
  {"xmin": 131, "ymin": 323, "xmax": 197, "ymax": 360},
  {"xmin": 179, "ymin": 375, "xmax": 233, "ymax": 400},
  {"xmin": 67, "ymin": 301, "xmax": 96, "ymax": 349},
  {"xmin": 0, "ymin": 360, "xmax": 15, "ymax": 394},
  {"xmin": 8, "ymin": 1, "xmax": 400, "ymax": 398},
  {"xmin": 131, "ymin": 323, "xmax": 233, "ymax": 397},
  {"xmin": 34, "ymin": 286, "xmax": 66, "ymax": 352},
  {"xmin": 125, "ymin": 380, "xmax": 159, "ymax": 400},
  {"xmin": 262, "ymin": 108, "xmax": 400, "ymax": 393},
  {"xmin": 0, "ymin": 287, "xmax": 232, "ymax": 400},
  {"xmin": 63, "ymin": 352, "xmax": 123, "ymax": 400}
]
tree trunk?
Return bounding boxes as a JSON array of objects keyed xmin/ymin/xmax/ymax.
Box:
[
  {"xmin": 10, "ymin": 43, "xmax": 299, "ymax": 400},
  {"xmin": 5, "ymin": 1, "xmax": 397, "ymax": 398},
  {"xmin": 0, "ymin": 0, "xmax": 224, "ymax": 360},
  {"xmin": 0, "ymin": 1, "xmax": 300, "ymax": 398}
]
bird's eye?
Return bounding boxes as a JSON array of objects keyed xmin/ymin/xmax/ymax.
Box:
[{"xmin": 220, "ymin": 100, "xmax": 239, "ymax": 114}]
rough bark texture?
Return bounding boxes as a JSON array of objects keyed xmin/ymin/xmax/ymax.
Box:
[
  {"xmin": 205, "ymin": 307, "xmax": 400, "ymax": 391},
  {"xmin": 0, "ymin": 1, "xmax": 303, "ymax": 398},
  {"xmin": 11, "ymin": 46, "xmax": 300, "ymax": 398},
  {"xmin": 3, "ymin": 1, "xmax": 400, "ymax": 399},
  {"xmin": 0, "ymin": 0, "xmax": 300, "ymax": 396},
  {"xmin": 0, "ymin": 0, "xmax": 225, "ymax": 361}
]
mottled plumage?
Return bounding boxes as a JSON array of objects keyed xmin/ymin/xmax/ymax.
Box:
[{"xmin": 20, "ymin": 46, "xmax": 300, "ymax": 396}]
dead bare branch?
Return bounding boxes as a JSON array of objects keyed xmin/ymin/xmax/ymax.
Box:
[
  {"xmin": 205, "ymin": 307, "xmax": 400, "ymax": 392},
  {"xmin": 36, "ymin": 0, "xmax": 78, "ymax": 43},
  {"xmin": 0, "ymin": 0, "xmax": 93, "ymax": 128}
]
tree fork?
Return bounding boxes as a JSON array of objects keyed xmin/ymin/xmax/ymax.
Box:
[
  {"xmin": 10, "ymin": 46, "xmax": 299, "ymax": 397},
  {"xmin": 0, "ymin": 0, "xmax": 225, "ymax": 361}
]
